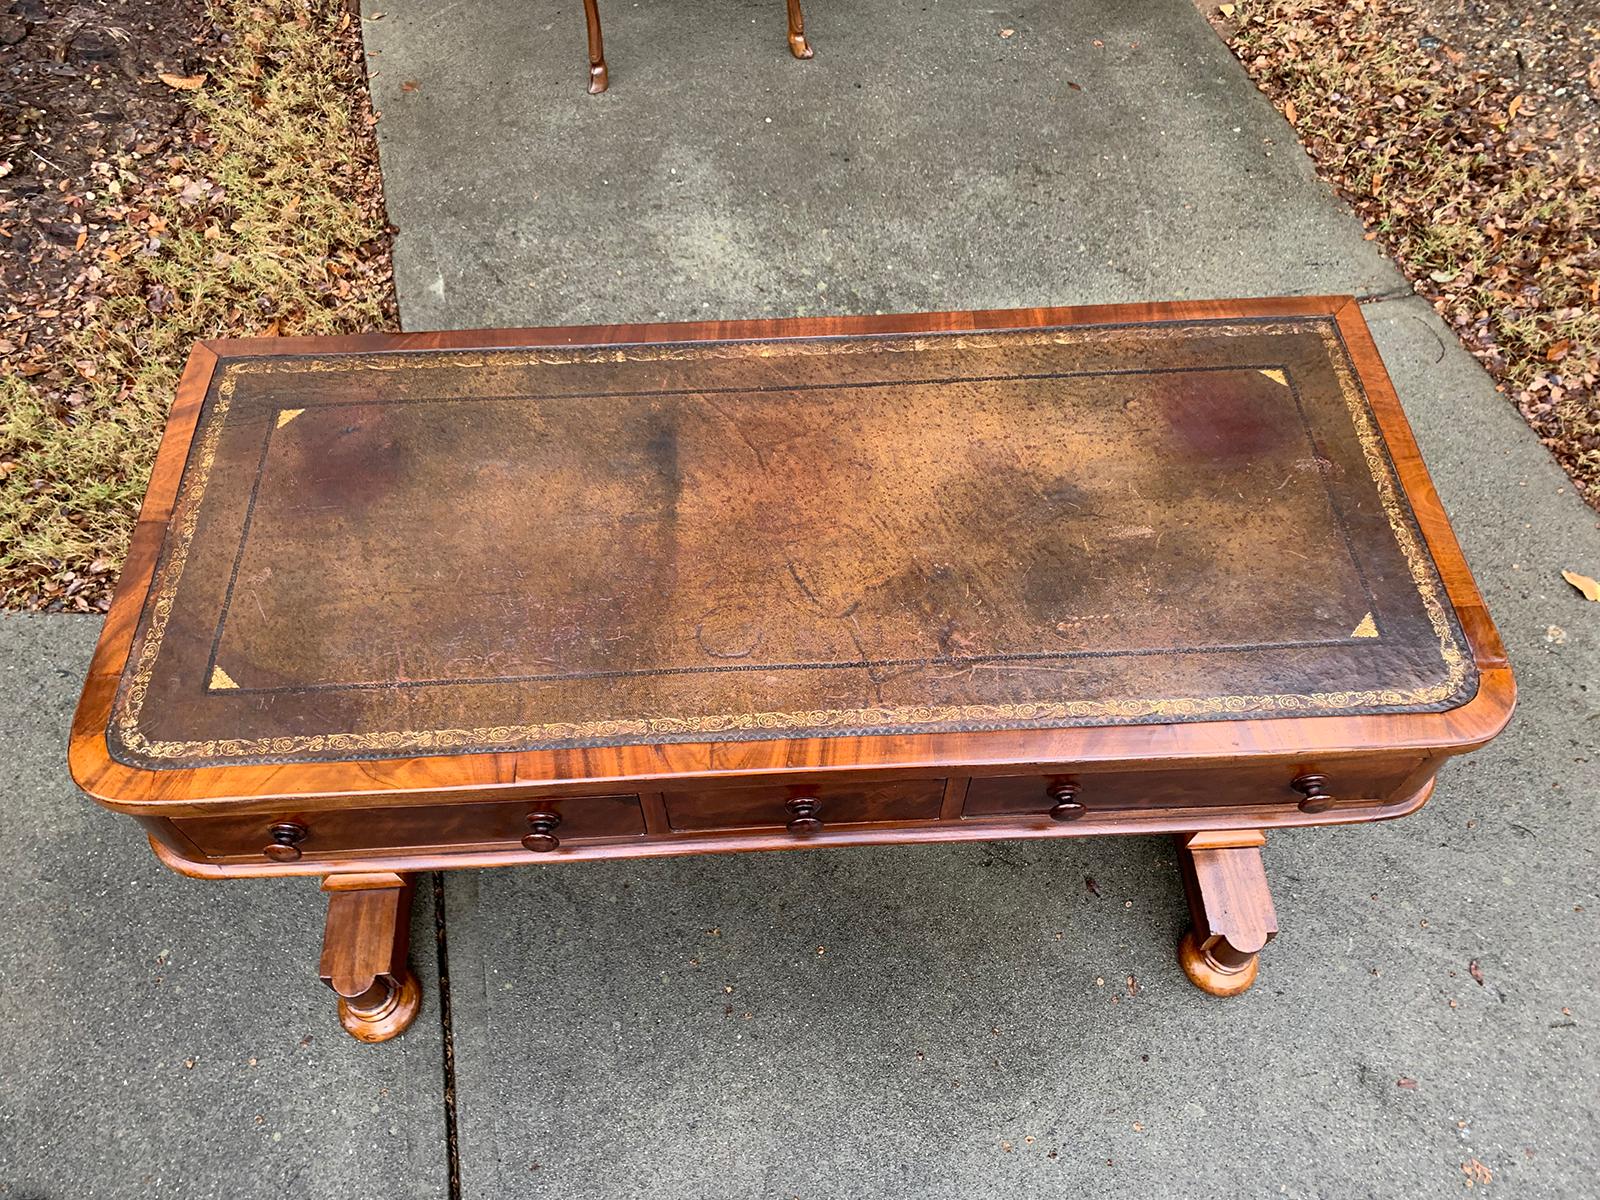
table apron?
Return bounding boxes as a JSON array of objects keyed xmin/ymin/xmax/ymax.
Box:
[{"xmin": 144, "ymin": 754, "xmax": 1441, "ymax": 878}]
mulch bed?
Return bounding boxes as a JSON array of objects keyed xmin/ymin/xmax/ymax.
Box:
[
  {"xmin": 1, "ymin": 0, "xmax": 212, "ymax": 366},
  {"xmin": 1, "ymin": 0, "xmax": 396, "ymax": 611},
  {"xmin": 1214, "ymin": 0, "xmax": 1599, "ymax": 510}
]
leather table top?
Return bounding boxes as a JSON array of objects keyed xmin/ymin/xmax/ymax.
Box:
[{"xmin": 108, "ymin": 312, "xmax": 1476, "ymax": 768}]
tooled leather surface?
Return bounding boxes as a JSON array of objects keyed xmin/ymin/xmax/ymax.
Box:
[{"xmin": 108, "ymin": 316, "xmax": 1477, "ymax": 767}]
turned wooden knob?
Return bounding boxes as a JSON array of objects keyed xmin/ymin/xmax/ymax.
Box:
[
  {"xmin": 1046, "ymin": 781, "xmax": 1086, "ymax": 821},
  {"xmin": 522, "ymin": 811, "xmax": 562, "ymax": 852},
  {"xmin": 785, "ymin": 796, "xmax": 823, "ymax": 835},
  {"xmin": 1292, "ymin": 773, "xmax": 1335, "ymax": 814},
  {"xmin": 263, "ymin": 821, "xmax": 308, "ymax": 862}
]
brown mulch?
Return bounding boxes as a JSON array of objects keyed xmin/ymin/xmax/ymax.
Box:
[
  {"xmin": 1, "ymin": 0, "xmax": 397, "ymax": 611},
  {"xmin": 1212, "ymin": 0, "xmax": 1599, "ymax": 509},
  {"xmin": 1, "ymin": 0, "xmax": 213, "ymax": 368}
]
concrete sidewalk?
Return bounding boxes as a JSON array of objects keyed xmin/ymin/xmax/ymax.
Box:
[
  {"xmin": 0, "ymin": 616, "xmax": 449, "ymax": 1197},
  {"xmin": 2, "ymin": 0, "xmax": 1596, "ymax": 1194},
  {"xmin": 366, "ymin": 0, "xmax": 1403, "ymax": 328},
  {"xmin": 365, "ymin": 0, "xmax": 1599, "ymax": 1191}
]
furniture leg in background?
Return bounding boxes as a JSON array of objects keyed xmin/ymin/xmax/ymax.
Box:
[
  {"xmin": 786, "ymin": 0, "xmax": 813, "ymax": 58},
  {"xmin": 580, "ymin": 0, "xmax": 812, "ymax": 91},
  {"xmin": 582, "ymin": 0, "xmax": 608, "ymax": 92}
]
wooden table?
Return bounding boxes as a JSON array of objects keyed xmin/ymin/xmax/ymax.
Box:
[{"xmin": 70, "ymin": 297, "xmax": 1513, "ymax": 1041}]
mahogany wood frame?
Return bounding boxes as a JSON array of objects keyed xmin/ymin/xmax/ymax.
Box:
[{"xmin": 69, "ymin": 297, "xmax": 1515, "ymax": 1039}]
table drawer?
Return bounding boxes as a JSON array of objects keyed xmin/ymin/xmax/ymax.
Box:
[
  {"xmin": 174, "ymin": 793, "xmax": 646, "ymax": 862},
  {"xmin": 964, "ymin": 759, "xmax": 1424, "ymax": 820},
  {"xmin": 663, "ymin": 779, "xmax": 945, "ymax": 832}
]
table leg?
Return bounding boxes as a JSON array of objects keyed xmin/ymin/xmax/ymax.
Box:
[
  {"xmin": 318, "ymin": 872, "xmax": 422, "ymax": 1043},
  {"xmin": 582, "ymin": 0, "xmax": 609, "ymax": 93},
  {"xmin": 785, "ymin": 0, "xmax": 813, "ymax": 59},
  {"xmin": 1174, "ymin": 829, "xmax": 1277, "ymax": 997}
]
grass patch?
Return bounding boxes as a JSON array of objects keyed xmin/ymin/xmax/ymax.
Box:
[{"xmin": 0, "ymin": 0, "xmax": 396, "ymax": 610}]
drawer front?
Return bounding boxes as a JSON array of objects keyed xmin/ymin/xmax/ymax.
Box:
[
  {"xmin": 964, "ymin": 759, "xmax": 1425, "ymax": 819},
  {"xmin": 176, "ymin": 793, "xmax": 646, "ymax": 861},
  {"xmin": 663, "ymin": 779, "xmax": 945, "ymax": 832}
]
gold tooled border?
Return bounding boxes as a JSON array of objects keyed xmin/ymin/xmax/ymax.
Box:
[{"xmin": 111, "ymin": 317, "xmax": 1473, "ymax": 764}]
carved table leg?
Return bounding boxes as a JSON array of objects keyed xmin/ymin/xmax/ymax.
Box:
[
  {"xmin": 785, "ymin": 0, "xmax": 814, "ymax": 59},
  {"xmin": 582, "ymin": 0, "xmax": 609, "ymax": 93},
  {"xmin": 1174, "ymin": 830, "xmax": 1277, "ymax": 997},
  {"xmin": 319, "ymin": 872, "xmax": 422, "ymax": 1043}
]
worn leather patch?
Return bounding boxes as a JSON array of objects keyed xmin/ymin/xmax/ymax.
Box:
[{"xmin": 109, "ymin": 316, "xmax": 1476, "ymax": 766}]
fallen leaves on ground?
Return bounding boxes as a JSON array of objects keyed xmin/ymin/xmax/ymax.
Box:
[
  {"xmin": 1220, "ymin": 0, "xmax": 1599, "ymax": 510},
  {"xmin": 1562, "ymin": 569, "xmax": 1600, "ymax": 601},
  {"xmin": 1, "ymin": 0, "xmax": 398, "ymax": 610}
]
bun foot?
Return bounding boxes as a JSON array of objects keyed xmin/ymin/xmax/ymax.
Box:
[
  {"xmin": 788, "ymin": 31, "xmax": 813, "ymax": 59},
  {"xmin": 319, "ymin": 872, "xmax": 420, "ymax": 1043},
  {"xmin": 1178, "ymin": 927, "xmax": 1260, "ymax": 997},
  {"xmin": 337, "ymin": 967, "xmax": 423, "ymax": 1042},
  {"xmin": 1173, "ymin": 830, "xmax": 1277, "ymax": 999},
  {"xmin": 588, "ymin": 61, "xmax": 609, "ymax": 93}
]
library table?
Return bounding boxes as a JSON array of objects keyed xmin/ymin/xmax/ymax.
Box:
[{"xmin": 70, "ymin": 297, "xmax": 1514, "ymax": 1040}]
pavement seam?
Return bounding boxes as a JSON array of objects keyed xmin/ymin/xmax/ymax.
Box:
[{"xmin": 433, "ymin": 871, "xmax": 463, "ymax": 1199}]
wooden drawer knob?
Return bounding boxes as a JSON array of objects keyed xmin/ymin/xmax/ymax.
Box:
[
  {"xmin": 785, "ymin": 796, "xmax": 823, "ymax": 835},
  {"xmin": 263, "ymin": 821, "xmax": 308, "ymax": 862},
  {"xmin": 1046, "ymin": 781, "xmax": 1086, "ymax": 821},
  {"xmin": 1292, "ymin": 773, "xmax": 1335, "ymax": 814},
  {"xmin": 522, "ymin": 811, "xmax": 562, "ymax": 852}
]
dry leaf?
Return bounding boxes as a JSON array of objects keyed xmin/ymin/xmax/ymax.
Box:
[
  {"xmin": 158, "ymin": 73, "xmax": 207, "ymax": 90},
  {"xmin": 1468, "ymin": 959, "xmax": 1485, "ymax": 986},
  {"xmin": 1508, "ymin": 93, "xmax": 1524, "ymax": 119},
  {"xmin": 1284, "ymin": 99, "xmax": 1298, "ymax": 124},
  {"xmin": 401, "ymin": 79, "xmax": 420, "ymax": 92},
  {"xmin": 999, "ymin": 27, "xmax": 1015, "ymax": 38},
  {"xmin": 1218, "ymin": 2, "xmax": 1236, "ymax": 15},
  {"xmin": 1397, "ymin": 1077, "xmax": 1417, "ymax": 1089},
  {"xmin": 1561, "ymin": 569, "xmax": 1600, "ymax": 601},
  {"xmin": 1546, "ymin": 338, "xmax": 1572, "ymax": 361}
]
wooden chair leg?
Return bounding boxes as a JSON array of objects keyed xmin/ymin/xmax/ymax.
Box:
[
  {"xmin": 785, "ymin": 0, "xmax": 813, "ymax": 59},
  {"xmin": 319, "ymin": 872, "xmax": 422, "ymax": 1042},
  {"xmin": 1174, "ymin": 830, "xmax": 1277, "ymax": 997},
  {"xmin": 583, "ymin": 0, "xmax": 609, "ymax": 92}
]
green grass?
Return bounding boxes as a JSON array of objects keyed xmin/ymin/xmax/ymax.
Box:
[{"xmin": 0, "ymin": 0, "xmax": 396, "ymax": 610}]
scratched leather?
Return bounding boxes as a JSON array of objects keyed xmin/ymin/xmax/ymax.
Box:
[{"xmin": 109, "ymin": 317, "xmax": 1478, "ymax": 766}]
